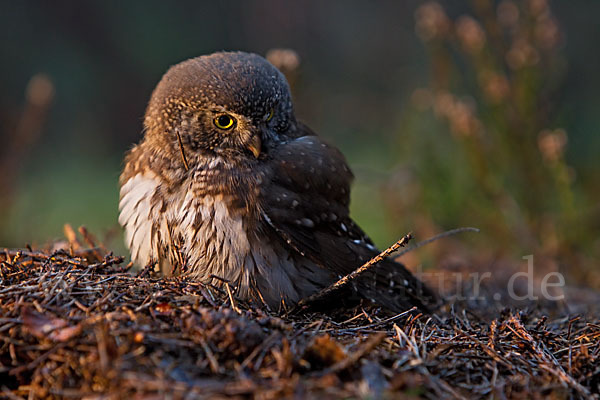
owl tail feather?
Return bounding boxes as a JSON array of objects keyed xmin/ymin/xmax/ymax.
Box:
[
  {"xmin": 352, "ymin": 258, "xmax": 441, "ymax": 313},
  {"xmin": 297, "ymin": 258, "xmax": 440, "ymax": 314}
]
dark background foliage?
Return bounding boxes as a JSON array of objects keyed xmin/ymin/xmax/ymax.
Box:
[{"xmin": 1, "ymin": 1, "xmax": 598, "ymax": 283}]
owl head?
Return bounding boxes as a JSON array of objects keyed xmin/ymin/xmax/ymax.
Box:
[{"xmin": 143, "ymin": 52, "xmax": 296, "ymax": 164}]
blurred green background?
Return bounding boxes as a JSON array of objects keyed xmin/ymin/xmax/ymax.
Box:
[{"xmin": 1, "ymin": 1, "xmax": 598, "ymax": 284}]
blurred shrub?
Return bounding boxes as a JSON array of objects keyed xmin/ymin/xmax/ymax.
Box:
[{"xmin": 391, "ymin": 0, "xmax": 597, "ymax": 284}]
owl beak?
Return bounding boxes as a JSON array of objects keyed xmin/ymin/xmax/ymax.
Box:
[{"xmin": 247, "ymin": 134, "xmax": 262, "ymax": 158}]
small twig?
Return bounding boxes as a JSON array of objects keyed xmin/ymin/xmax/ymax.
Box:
[
  {"xmin": 394, "ymin": 324, "xmax": 467, "ymax": 400},
  {"xmin": 508, "ymin": 315, "xmax": 591, "ymax": 398},
  {"xmin": 9, "ymin": 342, "xmax": 67, "ymax": 375},
  {"xmin": 567, "ymin": 316, "xmax": 580, "ymax": 340},
  {"xmin": 298, "ymin": 233, "xmax": 413, "ymax": 307},
  {"xmin": 392, "ymin": 227, "xmax": 480, "ymax": 261},
  {"xmin": 456, "ymin": 328, "xmax": 513, "ymax": 369},
  {"xmin": 63, "ymin": 224, "xmax": 81, "ymax": 253},
  {"xmin": 137, "ymin": 261, "xmax": 157, "ymax": 278},
  {"xmin": 199, "ymin": 337, "xmax": 221, "ymax": 374},
  {"xmin": 225, "ymin": 282, "xmax": 242, "ymax": 314},
  {"xmin": 78, "ymin": 226, "xmax": 106, "ymax": 260},
  {"xmin": 238, "ymin": 332, "xmax": 280, "ymax": 371},
  {"xmin": 323, "ymin": 307, "xmax": 417, "ymax": 333},
  {"xmin": 318, "ymin": 332, "xmax": 386, "ymax": 375},
  {"xmin": 298, "ymin": 227, "xmax": 479, "ymax": 308}
]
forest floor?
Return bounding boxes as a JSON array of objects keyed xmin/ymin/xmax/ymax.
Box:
[{"xmin": 1, "ymin": 234, "xmax": 599, "ymax": 399}]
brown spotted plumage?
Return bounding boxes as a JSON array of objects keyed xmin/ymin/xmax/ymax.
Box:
[{"xmin": 119, "ymin": 51, "xmax": 437, "ymax": 312}]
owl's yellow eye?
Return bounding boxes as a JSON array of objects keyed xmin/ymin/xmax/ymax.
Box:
[
  {"xmin": 214, "ymin": 114, "xmax": 235, "ymax": 130},
  {"xmin": 266, "ymin": 108, "xmax": 274, "ymax": 122}
]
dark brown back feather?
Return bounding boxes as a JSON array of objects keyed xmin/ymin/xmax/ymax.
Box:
[{"xmin": 261, "ymin": 127, "xmax": 438, "ymax": 312}]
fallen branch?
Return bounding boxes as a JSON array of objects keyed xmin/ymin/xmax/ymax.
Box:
[
  {"xmin": 296, "ymin": 233, "xmax": 413, "ymax": 308},
  {"xmin": 298, "ymin": 227, "xmax": 480, "ymax": 308}
]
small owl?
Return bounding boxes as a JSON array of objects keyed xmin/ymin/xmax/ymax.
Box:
[{"xmin": 119, "ymin": 52, "xmax": 436, "ymax": 312}]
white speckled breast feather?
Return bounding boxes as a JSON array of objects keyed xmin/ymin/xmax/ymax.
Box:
[{"xmin": 118, "ymin": 173, "xmax": 330, "ymax": 309}]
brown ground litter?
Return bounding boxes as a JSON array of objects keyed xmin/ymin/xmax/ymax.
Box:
[{"xmin": 1, "ymin": 243, "xmax": 599, "ymax": 399}]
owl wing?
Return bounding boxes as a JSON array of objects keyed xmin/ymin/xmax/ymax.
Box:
[{"xmin": 261, "ymin": 127, "xmax": 438, "ymax": 312}]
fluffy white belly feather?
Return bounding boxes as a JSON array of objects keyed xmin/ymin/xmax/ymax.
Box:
[{"xmin": 118, "ymin": 173, "xmax": 329, "ymax": 308}]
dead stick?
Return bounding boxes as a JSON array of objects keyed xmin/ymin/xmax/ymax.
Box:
[
  {"xmin": 298, "ymin": 233, "xmax": 413, "ymax": 307},
  {"xmin": 63, "ymin": 224, "xmax": 81, "ymax": 252},
  {"xmin": 326, "ymin": 307, "xmax": 417, "ymax": 333},
  {"xmin": 78, "ymin": 226, "xmax": 106, "ymax": 259},
  {"xmin": 199, "ymin": 337, "xmax": 221, "ymax": 374},
  {"xmin": 508, "ymin": 316, "xmax": 591, "ymax": 398},
  {"xmin": 392, "ymin": 227, "xmax": 480, "ymax": 260},
  {"xmin": 319, "ymin": 332, "xmax": 386, "ymax": 375},
  {"xmin": 225, "ymin": 282, "xmax": 241, "ymax": 314},
  {"xmin": 299, "ymin": 227, "xmax": 479, "ymax": 307}
]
